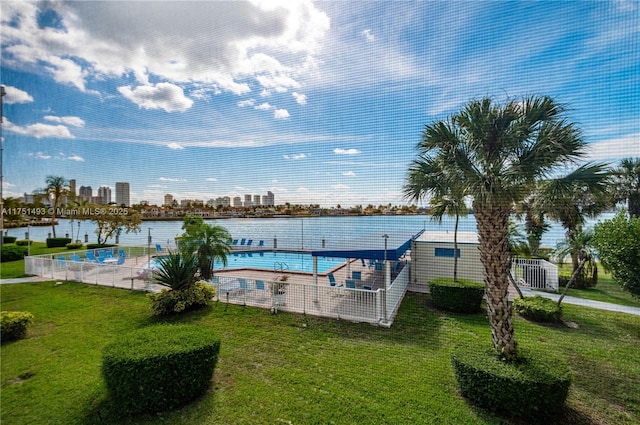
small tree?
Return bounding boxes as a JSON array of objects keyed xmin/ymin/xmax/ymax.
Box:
[
  {"xmin": 592, "ymin": 211, "xmax": 640, "ymax": 298},
  {"xmin": 179, "ymin": 216, "xmax": 231, "ymax": 281},
  {"xmin": 91, "ymin": 208, "xmax": 142, "ymax": 244},
  {"xmin": 554, "ymin": 227, "xmax": 598, "ymax": 306},
  {"xmin": 44, "ymin": 175, "xmax": 69, "ymax": 237}
]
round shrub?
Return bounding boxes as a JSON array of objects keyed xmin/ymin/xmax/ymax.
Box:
[
  {"xmin": 65, "ymin": 242, "xmax": 84, "ymax": 250},
  {"xmin": 428, "ymin": 277, "xmax": 484, "ymax": 313},
  {"xmin": 1, "ymin": 311, "xmax": 34, "ymax": 341},
  {"xmin": 15, "ymin": 239, "xmax": 31, "ymax": 246},
  {"xmin": 513, "ymin": 296, "xmax": 562, "ymax": 322},
  {"xmin": 148, "ymin": 280, "xmax": 216, "ymax": 315},
  {"xmin": 451, "ymin": 345, "xmax": 571, "ymax": 419},
  {"xmin": 1, "ymin": 245, "xmax": 27, "ymax": 262},
  {"xmin": 102, "ymin": 324, "xmax": 221, "ymax": 414}
]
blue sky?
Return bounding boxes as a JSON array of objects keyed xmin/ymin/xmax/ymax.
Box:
[{"xmin": 1, "ymin": 0, "xmax": 638, "ymax": 207}]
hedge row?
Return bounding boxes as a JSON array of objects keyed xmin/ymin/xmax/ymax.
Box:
[
  {"xmin": 428, "ymin": 277, "xmax": 485, "ymax": 313},
  {"xmin": 2, "ymin": 236, "xmax": 17, "ymax": 244},
  {"xmin": 1, "ymin": 245, "xmax": 27, "ymax": 262},
  {"xmin": 451, "ymin": 345, "xmax": 572, "ymax": 419},
  {"xmin": 1, "ymin": 311, "xmax": 34, "ymax": 341},
  {"xmin": 46, "ymin": 238, "xmax": 72, "ymax": 248},
  {"xmin": 102, "ymin": 324, "xmax": 220, "ymax": 414}
]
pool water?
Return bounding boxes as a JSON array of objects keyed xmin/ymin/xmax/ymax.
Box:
[
  {"xmin": 222, "ymin": 250, "xmax": 344, "ymax": 273},
  {"xmin": 148, "ymin": 250, "xmax": 345, "ymax": 274}
]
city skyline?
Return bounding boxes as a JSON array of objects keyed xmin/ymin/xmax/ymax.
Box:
[{"xmin": 1, "ymin": 1, "xmax": 639, "ymax": 207}]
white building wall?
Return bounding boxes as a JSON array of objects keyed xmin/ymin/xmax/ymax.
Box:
[{"xmin": 410, "ymin": 231, "xmax": 484, "ymax": 292}]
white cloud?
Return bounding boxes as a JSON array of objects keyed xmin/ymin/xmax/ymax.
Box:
[
  {"xmin": 118, "ymin": 83, "xmax": 193, "ymax": 113},
  {"xmin": 255, "ymin": 102, "xmax": 273, "ymax": 110},
  {"xmin": 206, "ymin": 178, "xmax": 218, "ymax": 182},
  {"xmin": 334, "ymin": 148, "xmax": 361, "ymax": 155},
  {"xmin": 66, "ymin": 154, "xmax": 85, "ymax": 162},
  {"xmin": 1, "ymin": 1, "xmax": 329, "ymax": 99},
  {"xmin": 167, "ymin": 143, "xmax": 185, "ymax": 150},
  {"xmin": 28, "ymin": 151, "xmax": 51, "ymax": 160},
  {"xmin": 332, "ymin": 184, "xmax": 350, "ymax": 190},
  {"xmin": 284, "ymin": 153, "xmax": 307, "ymax": 160},
  {"xmin": 159, "ymin": 177, "xmax": 187, "ymax": 182},
  {"xmin": 44, "ymin": 115, "xmax": 85, "ymax": 127},
  {"xmin": 583, "ymin": 133, "xmax": 640, "ymax": 162},
  {"xmin": 237, "ymin": 99, "xmax": 256, "ymax": 107},
  {"xmin": 3, "ymin": 86, "xmax": 33, "ymax": 104},
  {"xmin": 4, "ymin": 119, "xmax": 74, "ymax": 139},
  {"xmin": 274, "ymin": 109, "xmax": 290, "ymax": 119},
  {"xmin": 292, "ymin": 92, "xmax": 307, "ymax": 105},
  {"xmin": 343, "ymin": 171, "xmax": 356, "ymax": 176},
  {"xmin": 362, "ymin": 29, "xmax": 375, "ymax": 42}
]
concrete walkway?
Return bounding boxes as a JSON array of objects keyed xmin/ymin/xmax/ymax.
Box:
[
  {"xmin": 520, "ymin": 286, "xmax": 640, "ymax": 316},
  {"xmin": 0, "ymin": 276, "xmax": 52, "ymax": 284}
]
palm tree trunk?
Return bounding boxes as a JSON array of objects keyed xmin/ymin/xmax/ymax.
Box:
[
  {"xmin": 557, "ymin": 257, "xmax": 586, "ymax": 307},
  {"xmin": 474, "ymin": 203, "xmax": 517, "ymax": 359},
  {"xmin": 453, "ymin": 213, "xmax": 459, "ymax": 282}
]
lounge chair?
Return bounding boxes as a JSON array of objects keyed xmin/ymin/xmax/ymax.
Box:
[
  {"xmin": 240, "ymin": 238, "xmax": 246, "ymax": 246},
  {"xmin": 246, "ymin": 239, "xmax": 253, "ymax": 247},
  {"xmin": 258, "ymin": 240, "xmax": 264, "ymax": 247},
  {"xmin": 345, "ymin": 279, "xmax": 357, "ymax": 289},
  {"xmin": 115, "ymin": 256, "xmax": 126, "ymax": 266},
  {"xmin": 70, "ymin": 254, "xmax": 82, "ymax": 262},
  {"xmin": 361, "ymin": 258, "xmax": 367, "ymax": 267},
  {"xmin": 85, "ymin": 252, "xmax": 98, "ymax": 262},
  {"xmin": 118, "ymin": 249, "xmax": 127, "ymax": 258},
  {"xmin": 255, "ymin": 280, "xmax": 266, "ymax": 291},
  {"xmin": 238, "ymin": 278, "xmax": 249, "ymax": 292},
  {"xmin": 232, "ymin": 239, "xmax": 239, "ymax": 246},
  {"xmin": 156, "ymin": 244, "xmax": 163, "ymax": 253},
  {"xmin": 56, "ymin": 256, "xmax": 67, "ymax": 269},
  {"xmin": 352, "ymin": 271, "xmax": 362, "ymax": 281},
  {"xmin": 328, "ymin": 273, "xmax": 342, "ymax": 287}
]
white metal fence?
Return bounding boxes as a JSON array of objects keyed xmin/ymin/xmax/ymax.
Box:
[
  {"xmin": 23, "ymin": 251, "xmax": 411, "ymax": 326},
  {"xmin": 511, "ymin": 257, "xmax": 559, "ymax": 292}
]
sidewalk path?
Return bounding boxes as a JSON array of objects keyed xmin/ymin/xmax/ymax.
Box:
[
  {"xmin": 0, "ymin": 276, "xmax": 52, "ymax": 284},
  {"xmin": 519, "ymin": 286, "xmax": 640, "ymax": 316}
]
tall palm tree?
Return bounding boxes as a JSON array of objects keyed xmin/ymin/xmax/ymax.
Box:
[
  {"xmin": 541, "ymin": 163, "xmax": 611, "ymax": 274},
  {"xmin": 180, "ymin": 216, "xmax": 232, "ymax": 281},
  {"xmin": 44, "ymin": 175, "xmax": 69, "ymax": 238},
  {"xmin": 405, "ymin": 156, "xmax": 468, "ymax": 282},
  {"xmin": 554, "ymin": 227, "xmax": 598, "ymax": 304},
  {"xmin": 612, "ymin": 157, "xmax": 640, "ymax": 219},
  {"xmin": 405, "ymin": 96, "xmax": 586, "ymax": 360},
  {"xmin": 514, "ymin": 194, "xmax": 549, "ymax": 257}
]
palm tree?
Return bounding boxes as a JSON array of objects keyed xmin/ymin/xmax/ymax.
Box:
[
  {"xmin": 514, "ymin": 194, "xmax": 549, "ymax": 257},
  {"xmin": 44, "ymin": 175, "xmax": 69, "ymax": 238},
  {"xmin": 554, "ymin": 227, "xmax": 598, "ymax": 305},
  {"xmin": 180, "ymin": 216, "xmax": 231, "ymax": 281},
  {"xmin": 611, "ymin": 157, "xmax": 640, "ymax": 219},
  {"xmin": 405, "ymin": 96, "xmax": 586, "ymax": 360},
  {"xmin": 405, "ymin": 156, "xmax": 468, "ymax": 281},
  {"xmin": 541, "ymin": 163, "xmax": 611, "ymax": 275}
]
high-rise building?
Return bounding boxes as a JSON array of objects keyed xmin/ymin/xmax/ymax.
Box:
[
  {"xmin": 233, "ymin": 196, "xmax": 242, "ymax": 207},
  {"xmin": 79, "ymin": 186, "xmax": 92, "ymax": 201},
  {"xmin": 97, "ymin": 186, "xmax": 112, "ymax": 204},
  {"xmin": 164, "ymin": 194, "xmax": 174, "ymax": 207},
  {"xmin": 69, "ymin": 179, "xmax": 76, "ymax": 199},
  {"xmin": 253, "ymin": 194, "xmax": 261, "ymax": 206},
  {"xmin": 263, "ymin": 191, "xmax": 275, "ymax": 206},
  {"xmin": 244, "ymin": 194, "xmax": 252, "ymax": 207},
  {"xmin": 115, "ymin": 182, "xmax": 130, "ymax": 206}
]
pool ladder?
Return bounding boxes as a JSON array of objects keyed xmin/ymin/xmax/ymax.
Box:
[{"xmin": 274, "ymin": 262, "xmax": 289, "ymax": 272}]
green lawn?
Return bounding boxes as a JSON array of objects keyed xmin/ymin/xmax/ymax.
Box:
[
  {"xmin": 558, "ymin": 265, "xmax": 640, "ymax": 308},
  {"xmin": 2, "ymin": 282, "xmax": 639, "ymax": 425}
]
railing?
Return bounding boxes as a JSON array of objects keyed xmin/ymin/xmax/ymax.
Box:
[
  {"xmin": 511, "ymin": 257, "xmax": 559, "ymax": 292},
  {"xmin": 383, "ymin": 264, "xmax": 410, "ymax": 324}
]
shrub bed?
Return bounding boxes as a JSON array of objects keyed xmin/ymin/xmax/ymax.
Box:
[
  {"xmin": 451, "ymin": 345, "xmax": 571, "ymax": 419},
  {"xmin": 1, "ymin": 311, "xmax": 34, "ymax": 341},
  {"xmin": 102, "ymin": 324, "xmax": 220, "ymax": 414},
  {"xmin": 65, "ymin": 242, "xmax": 84, "ymax": 250},
  {"xmin": 2, "ymin": 236, "xmax": 17, "ymax": 244},
  {"xmin": 1, "ymin": 245, "xmax": 27, "ymax": 262},
  {"xmin": 15, "ymin": 239, "xmax": 31, "ymax": 246},
  {"xmin": 513, "ymin": 296, "xmax": 562, "ymax": 322},
  {"xmin": 428, "ymin": 277, "xmax": 484, "ymax": 313},
  {"xmin": 46, "ymin": 237, "xmax": 72, "ymax": 248},
  {"xmin": 148, "ymin": 281, "xmax": 216, "ymax": 315}
]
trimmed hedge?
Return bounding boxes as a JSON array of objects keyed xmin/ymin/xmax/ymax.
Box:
[
  {"xmin": 1, "ymin": 311, "xmax": 34, "ymax": 341},
  {"xmin": 428, "ymin": 277, "xmax": 484, "ymax": 313},
  {"xmin": 451, "ymin": 345, "xmax": 572, "ymax": 419},
  {"xmin": 513, "ymin": 296, "xmax": 562, "ymax": 323},
  {"xmin": 46, "ymin": 237, "xmax": 72, "ymax": 248},
  {"xmin": 102, "ymin": 324, "xmax": 220, "ymax": 414},
  {"xmin": 1, "ymin": 245, "xmax": 27, "ymax": 262},
  {"xmin": 86, "ymin": 243, "xmax": 116, "ymax": 250},
  {"xmin": 65, "ymin": 242, "xmax": 84, "ymax": 250},
  {"xmin": 148, "ymin": 281, "xmax": 216, "ymax": 315},
  {"xmin": 2, "ymin": 236, "xmax": 17, "ymax": 244},
  {"xmin": 15, "ymin": 240, "xmax": 31, "ymax": 246}
]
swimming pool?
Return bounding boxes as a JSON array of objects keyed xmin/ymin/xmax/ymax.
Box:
[{"xmin": 146, "ymin": 250, "xmax": 346, "ymax": 274}]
